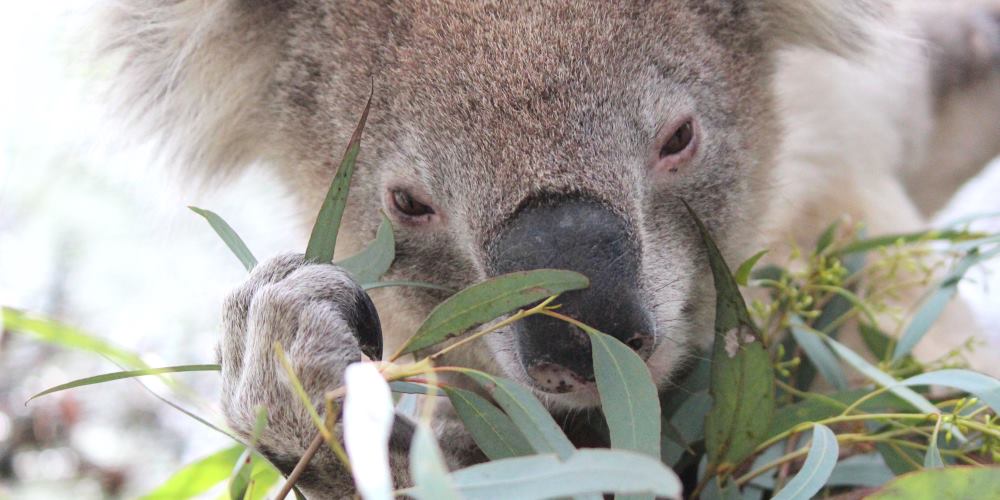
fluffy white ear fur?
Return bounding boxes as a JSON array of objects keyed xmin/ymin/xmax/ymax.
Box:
[
  {"xmin": 757, "ymin": 0, "xmax": 894, "ymax": 54},
  {"xmin": 99, "ymin": 0, "xmax": 285, "ymax": 179}
]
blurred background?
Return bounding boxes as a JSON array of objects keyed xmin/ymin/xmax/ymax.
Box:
[{"xmin": 1, "ymin": 2, "xmax": 999, "ymax": 499}]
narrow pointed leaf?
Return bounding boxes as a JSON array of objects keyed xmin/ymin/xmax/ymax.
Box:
[
  {"xmin": 27, "ymin": 364, "xmax": 220, "ymax": 403},
  {"xmin": 189, "ymin": 206, "xmax": 257, "ymax": 271},
  {"xmin": 893, "ymin": 247, "xmax": 1000, "ymax": 362},
  {"xmin": 789, "ymin": 320, "xmax": 848, "ymax": 390},
  {"xmin": 229, "ymin": 408, "xmax": 268, "ymax": 500},
  {"xmin": 140, "ymin": 446, "xmax": 245, "ymax": 499},
  {"xmin": 337, "ymin": 213, "xmax": 395, "ymax": 285},
  {"xmin": 684, "ymin": 202, "xmax": 775, "ymax": 471},
  {"xmin": 410, "ymin": 421, "xmax": 461, "ymax": 500},
  {"xmin": 898, "ymin": 370, "xmax": 1000, "ymax": 414},
  {"xmin": 305, "ymin": 92, "xmax": 372, "ymax": 264},
  {"xmin": 3, "ymin": 307, "xmax": 147, "ymax": 369},
  {"xmin": 586, "ymin": 329, "xmax": 660, "ymax": 458},
  {"xmin": 827, "ymin": 453, "xmax": 894, "ymax": 488},
  {"xmin": 834, "ymin": 229, "xmax": 979, "ymax": 256},
  {"xmin": 398, "ymin": 270, "xmax": 589, "ymax": 355},
  {"xmin": 772, "ymin": 424, "xmax": 839, "ymax": 500},
  {"xmin": 444, "ymin": 386, "xmax": 533, "ymax": 460},
  {"xmin": 735, "ymin": 250, "xmax": 768, "ymax": 286},
  {"xmin": 461, "ymin": 370, "xmax": 576, "ymax": 459},
  {"xmin": 363, "ymin": 281, "xmax": 454, "ymax": 292},
  {"xmin": 449, "ymin": 450, "xmax": 682, "ymax": 500}
]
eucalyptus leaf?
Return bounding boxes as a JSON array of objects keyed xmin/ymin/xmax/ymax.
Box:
[
  {"xmin": 461, "ymin": 370, "xmax": 576, "ymax": 459},
  {"xmin": 789, "ymin": 320, "xmax": 848, "ymax": 390},
  {"xmin": 229, "ymin": 408, "xmax": 268, "ymax": 500},
  {"xmin": 826, "ymin": 453, "xmax": 894, "ymax": 488},
  {"xmin": 449, "ymin": 449, "xmax": 682, "ymax": 500},
  {"xmin": 815, "ymin": 220, "xmax": 840, "ymax": 254},
  {"xmin": 444, "ymin": 386, "xmax": 534, "ymax": 460},
  {"xmin": 585, "ymin": 329, "xmax": 661, "ymax": 459},
  {"xmin": 772, "ymin": 424, "xmax": 839, "ymax": 500},
  {"xmin": 363, "ymin": 281, "xmax": 454, "ymax": 292},
  {"xmin": 27, "ymin": 364, "xmax": 220, "ymax": 403},
  {"xmin": 189, "ymin": 206, "xmax": 258, "ymax": 271},
  {"xmin": 834, "ymin": 229, "xmax": 979, "ymax": 256},
  {"xmin": 683, "ymin": 202, "xmax": 775, "ymax": 472},
  {"xmin": 3, "ymin": 307, "xmax": 147, "ymax": 369},
  {"xmin": 868, "ymin": 466, "xmax": 1000, "ymax": 499},
  {"xmin": 735, "ymin": 250, "xmax": 768, "ymax": 286},
  {"xmin": 337, "ymin": 213, "xmax": 395, "ymax": 285},
  {"xmin": 893, "ymin": 247, "xmax": 1000, "ymax": 362},
  {"xmin": 409, "ymin": 421, "xmax": 461, "ymax": 500},
  {"xmin": 898, "ymin": 369, "xmax": 1000, "ymax": 414},
  {"xmin": 305, "ymin": 92, "xmax": 372, "ymax": 264},
  {"xmin": 140, "ymin": 446, "xmax": 244, "ymax": 499},
  {"xmin": 344, "ymin": 363, "xmax": 395, "ymax": 500},
  {"xmin": 398, "ymin": 270, "xmax": 589, "ymax": 355}
]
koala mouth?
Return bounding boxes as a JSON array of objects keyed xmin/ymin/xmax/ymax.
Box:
[{"xmin": 488, "ymin": 195, "xmax": 655, "ymax": 396}]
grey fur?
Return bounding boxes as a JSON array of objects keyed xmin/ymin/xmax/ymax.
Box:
[{"xmin": 101, "ymin": 0, "xmax": 1000, "ymax": 496}]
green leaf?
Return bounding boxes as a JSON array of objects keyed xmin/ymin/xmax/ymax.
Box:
[
  {"xmin": 189, "ymin": 207, "xmax": 258, "ymax": 272},
  {"xmin": 586, "ymin": 329, "xmax": 661, "ymax": 459},
  {"xmin": 461, "ymin": 370, "xmax": 576, "ymax": 460},
  {"xmin": 244, "ymin": 460, "xmax": 282, "ymax": 500},
  {"xmin": 661, "ymin": 391, "xmax": 712, "ymax": 466},
  {"xmin": 767, "ymin": 389, "xmax": 908, "ymax": 440},
  {"xmin": 789, "ymin": 320, "xmax": 848, "ymax": 391},
  {"xmin": 409, "ymin": 421, "xmax": 461, "ymax": 500},
  {"xmin": 868, "ymin": 466, "xmax": 1000, "ymax": 499},
  {"xmin": 898, "ymin": 370, "xmax": 1000, "ymax": 414},
  {"xmin": 860, "ymin": 322, "xmax": 893, "ymax": 361},
  {"xmin": 827, "ymin": 453, "xmax": 894, "ymax": 488},
  {"xmin": 815, "ymin": 221, "xmax": 840, "ymax": 254},
  {"xmin": 337, "ymin": 213, "xmax": 395, "ymax": 285},
  {"xmin": 3, "ymin": 307, "xmax": 147, "ymax": 369},
  {"xmin": 140, "ymin": 445, "xmax": 245, "ymax": 499},
  {"xmin": 449, "ymin": 449, "xmax": 682, "ymax": 500},
  {"xmin": 834, "ymin": 229, "xmax": 980, "ymax": 256},
  {"xmin": 893, "ymin": 247, "xmax": 1000, "ymax": 362},
  {"xmin": 735, "ymin": 250, "xmax": 768, "ymax": 286},
  {"xmin": 27, "ymin": 364, "xmax": 220, "ymax": 403},
  {"xmin": 444, "ymin": 387, "xmax": 534, "ymax": 460},
  {"xmin": 923, "ymin": 424, "xmax": 944, "ymax": 469},
  {"xmin": 397, "ymin": 270, "xmax": 589, "ymax": 355},
  {"xmin": 304, "ymin": 92, "xmax": 372, "ymax": 264},
  {"xmin": 229, "ymin": 408, "xmax": 268, "ymax": 500},
  {"xmin": 772, "ymin": 424, "xmax": 839, "ymax": 500},
  {"xmin": 683, "ymin": 202, "xmax": 775, "ymax": 471}
]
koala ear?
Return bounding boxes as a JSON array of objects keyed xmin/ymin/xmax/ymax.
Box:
[
  {"xmin": 756, "ymin": 0, "xmax": 892, "ymax": 54},
  {"xmin": 99, "ymin": 0, "xmax": 293, "ymax": 180}
]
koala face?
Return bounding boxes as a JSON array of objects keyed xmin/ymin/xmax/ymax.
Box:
[
  {"xmin": 291, "ymin": 2, "xmax": 778, "ymax": 407},
  {"xmin": 107, "ymin": 0, "xmax": 882, "ymax": 408}
]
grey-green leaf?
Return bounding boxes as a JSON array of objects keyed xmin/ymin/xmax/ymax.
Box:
[
  {"xmin": 684, "ymin": 202, "xmax": 775, "ymax": 471},
  {"xmin": 444, "ymin": 386, "xmax": 534, "ymax": 460},
  {"xmin": 449, "ymin": 449, "xmax": 682, "ymax": 500},
  {"xmin": 140, "ymin": 445, "xmax": 244, "ymax": 499},
  {"xmin": 27, "ymin": 364, "xmax": 220, "ymax": 403},
  {"xmin": 868, "ymin": 466, "xmax": 1000, "ymax": 499},
  {"xmin": 587, "ymin": 329, "xmax": 660, "ymax": 458},
  {"xmin": 789, "ymin": 320, "xmax": 848, "ymax": 391},
  {"xmin": 898, "ymin": 370, "xmax": 1000, "ymax": 414},
  {"xmin": 463, "ymin": 370, "xmax": 576, "ymax": 460},
  {"xmin": 893, "ymin": 247, "xmax": 1000, "ymax": 362},
  {"xmin": 398, "ymin": 270, "xmax": 589, "ymax": 355},
  {"xmin": 304, "ymin": 92, "xmax": 372, "ymax": 264},
  {"xmin": 189, "ymin": 206, "xmax": 258, "ymax": 272},
  {"xmin": 337, "ymin": 213, "xmax": 395, "ymax": 285},
  {"xmin": 772, "ymin": 424, "xmax": 839, "ymax": 500},
  {"xmin": 409, "ymin": 422, "xmax": 461, "ymax": 500}
]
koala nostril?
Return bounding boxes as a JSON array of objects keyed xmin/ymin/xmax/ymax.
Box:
[
  {"xmin": 625, "ymin": 333, "xmax": 654, "ymax": 359},
  {"xmin": 627, "ymin": 337, "xmax": 645, "ymax": 351},
  {"xmin": 528, "ymin": 363, "xmax": 591, "ymax": 394}
]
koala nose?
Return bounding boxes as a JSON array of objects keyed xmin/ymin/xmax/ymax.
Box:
[{"xmin": 488, "ymin": 197, "xmax": 654, "ymax": 392}]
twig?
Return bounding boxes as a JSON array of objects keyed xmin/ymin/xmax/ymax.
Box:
[{"xmin": 276, "ymin": 433, "xmax": 324, "ymax": 499}]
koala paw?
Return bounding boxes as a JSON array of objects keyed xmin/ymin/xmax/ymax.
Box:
[{"xmin": 218, "ymin": 253, "xmax": 382, "ymax": 469}]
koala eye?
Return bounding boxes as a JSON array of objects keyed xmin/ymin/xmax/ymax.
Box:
[
  {"xmin": 659, "ymin": 120, "xmax": 695, "ymax": 158},
  {"xmin": 653, "ymin": 118, "xmax": 699, "ymax": 174},
  {"xmin": 390, "ymin": 189, "xmax": 435, "ymax": 218}
]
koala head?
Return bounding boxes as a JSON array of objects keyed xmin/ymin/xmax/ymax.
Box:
[{"xmin": 105, "ymin": 0, "xmax": 887, "ymax": 408}]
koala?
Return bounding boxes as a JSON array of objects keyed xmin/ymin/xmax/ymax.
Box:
[{"xmin": 100, "ymin": 0, "xmax": 1000, "ymax": 497}]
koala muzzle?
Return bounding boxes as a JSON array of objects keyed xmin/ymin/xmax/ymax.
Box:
[{"xmin": 489, "ymin": 197, "xmax": 654, "ymax": 393}]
